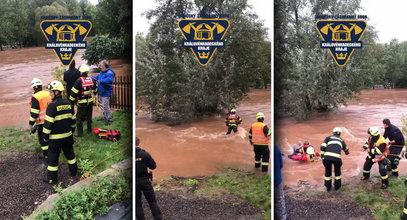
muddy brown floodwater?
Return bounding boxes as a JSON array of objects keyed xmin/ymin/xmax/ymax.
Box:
[
  {"xmin": 276, "ymin": 89, "xmax": 407, "ymax": 188},
  {"xmin": 136, "ymin": 89, "xmax": 272, "ymax": 179},
  {"xmin": 0, "ymin": 47, "xmax": 130, "ymax": 127}
]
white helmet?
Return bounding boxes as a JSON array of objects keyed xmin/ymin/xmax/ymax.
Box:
[
  {"xmin": 31, "ymin": 78, "xmax": 42, "ymax": 88},
  {"xmin": 368, "ymin": 127, "xmax": 380, "ymax": 136},
  {"xmin": 79, "ymin": 64, "xmax": 90, "ymax": 73},
  {"xmin": 332, "ymin": 127, "xmax": 342, "ymax": 134},
  {"xmin": 306, "ymin": 146, "xmax": 315, "ymax": 155}
]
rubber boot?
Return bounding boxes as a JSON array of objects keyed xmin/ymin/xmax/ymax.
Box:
[
  {"xmin": 45, "ymin": 170, "xmax": 58, "ymax": 184},
  {"xmin": 87, "ymin": 122, "xmax": 92, "ymax": 134},
  {"xmin": 68, "ymin": 163, "xmax": 78, "ymax": 177},
  {"xmin": 255, "ymin": 161, "xmax": 261, "ymax": 168},
  {"xmin": 381, "ymin": 177, "xmax": 389, "ymax": 189},
  {"xmin": 334, "ymin": 178, "xmax": 341, "ymax": 190},
  {"xmin": 76, "ymin": 122, "xmax": 83, "ymax": 137},
  {"xmin": 325, "ymin": 177, "xmax": 332, "ymax": 191},
  {"xmin": 261, "ymin": 164, "xmax": 268, "ymax": 172}
]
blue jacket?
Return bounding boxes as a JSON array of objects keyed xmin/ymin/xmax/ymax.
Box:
[
  {"xmin": 274, "ymin": 145, "xmax": 283, "ymax": 186},
  {"xmin": 92, "ymin": 67, "xmax": 115, "ymax": 97}
]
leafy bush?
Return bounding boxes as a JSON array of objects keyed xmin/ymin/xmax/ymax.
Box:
[
  {"xmin": 82, "ymin": 35, "xmax": 124, "ymax": 65},
  {"xmin": 33, "ymin": 172, "xmax": 131, "ymax": 220}
]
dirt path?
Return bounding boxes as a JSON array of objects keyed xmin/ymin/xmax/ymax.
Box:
[
  {"xmin": 284, "ymin": 185, "xmax": 373, "ymax": 220},
  {"xmin": 0, "ymin": 151, "xmax": 79, "ymax": 219},
  {"xmin": 141, "ymin": 177, "xmax": 264, "ymax": 220}
]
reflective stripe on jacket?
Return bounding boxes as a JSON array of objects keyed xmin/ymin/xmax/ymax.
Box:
[
  {"xmin": 31, "ymin": 91, "xmax": 52, "ymax": 124},
  {"xmin": 250, "ymin": 122, "xmax": 270, "ymax": 145}
]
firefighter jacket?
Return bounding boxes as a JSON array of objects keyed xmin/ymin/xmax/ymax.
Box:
[
  {"xmin": 225, "ymin": 113, "xmax": 242, "ymax": 127},
  {"xmin": 29, "ymin": 90, "xmax": 52, "ymax": 125},
  {"xmin": 320, "ymin": 134, "xmax": 348, "ymax": 162},
  {"xmin": 365, "ymin": 135, "xmax": 388, "ymax": 162},
  {"xmin": 384, "ymin": 124, "xmax": 405, "ymax": 145},
  {"xmin": 136, "ymin": 147, "xmax": 157, "ymax": 178},
  {"xmin": 69, "ymin": 76, "xmax": 97, "ymax": 106},
  {"xmin": 43, "ymin": 96, "xmax": 76, "ymax": 141},
  {"xmin": 249, "ymin": 122, "xmax": 271, "ymax": 146}
]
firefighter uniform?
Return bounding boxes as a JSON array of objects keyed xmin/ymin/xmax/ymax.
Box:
[
  {"xmin": 29, "ymin": 90, "xmax": 52, "ymax": 157},
  {"xmin": 320, "ymin": 128, "xmax": 349, "ymax": 191},
  {"xmin": 249, "ymin": 114, "xmax": 271, "ymax": 172},
  {"xmin": 362, "ymin": 128, "xmax": 389, "ymax": 189},
  {"xmin": 383, "ymin": 123, "xmax": 405, "ymax": 176},
  {"xmin": 69, "ymin": 75, "xmax": 97, "ymax": 136},
  {"xmin": 43, "ymin": 92, "xmax": 77, "ymax": 183},
  {"xmin": 225, "ymin": 110, "xmax": 242, "ymax": 134},
  {"xmin": 136, "ymin": 147, "xmax": 162, "ymax": 220}
]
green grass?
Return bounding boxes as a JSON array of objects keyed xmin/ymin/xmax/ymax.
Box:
[
  {"xmin": 342, "ymin": 177, "xmax": 407, "ymax": 220},
  {"xmin": 197, "ymin": 167, "xmax": 271, "ymax": 220},
  {"xmin": 32, "ymin": 171, "xmax": 131, "ymax": 220},
  {"xmin": 0, "ymin": 111, "xmax": 132, "ymax": 176}
]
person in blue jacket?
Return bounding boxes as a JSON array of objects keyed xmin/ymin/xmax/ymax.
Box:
[
  {"xmin": 93, "ymin": 60, "xmax": 115, "ymax": 125},
  {"xmin": 275, "ymin": 145, "xmax": 287, "ymax": 220}
]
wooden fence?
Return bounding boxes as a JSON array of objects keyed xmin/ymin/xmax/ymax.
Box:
[{"xmin": 110, "ymin": 75, "xmax": 132, "ymax": 111}]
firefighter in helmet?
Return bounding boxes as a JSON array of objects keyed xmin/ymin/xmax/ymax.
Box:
[
  {"xmin": 69, "ymin": 64, "xmax": 97, "ymax": 137},
  {"xmin": 248, "ymin": 112, "xmax": 271, "ymax": 172},
  {"xmin": 361, "ymin": 126, "xmax": 389, "ymax": 189},
  {"xmin": 320, "ymin": 127, "xmax": 349, "ymax": 191},
  {"xmin": 225, "ymin": 108, "xmax": 242, "ymax": 134},
  {"xmin": 43, "ymin": 80, "xmax": 77, "ymax": 184},
  {"xmin": 29, "ymin": 78, "xmax": 52, "ymax": 159}
]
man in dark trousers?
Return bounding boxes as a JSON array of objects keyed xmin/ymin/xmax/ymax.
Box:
[
  {"xmin": 29, "ymin": 78, "xmax": 52, "ymax": 159},
  {"xmin": 42, "ymin": 80, "xmax": 77, "ymax": 184},
  {"xmin": 63, "ymin": 60, "xmax": 81, "ymax": 99},
  {"xmin": 320, "ymin": 127, "xmax": 349, "ymax": 191},
  {"xmin": 136, "ymin": 137, "xmax": 162, "ymax": 220},
  {"xmin": 383, "ymin": 118, "xmax": 405, "ymax": 176},
  {"xmin": 69, "ymin": 64, "xmax": 97, "ymax": 137},
  {"xmin": 248, "ymin": 112, "xmax": 271, "ymax": 172}
]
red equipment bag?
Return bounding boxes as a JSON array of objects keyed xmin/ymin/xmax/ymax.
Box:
[{"xmin": 93, "ymin": 127, "xmax": 121, "ymax": 142}]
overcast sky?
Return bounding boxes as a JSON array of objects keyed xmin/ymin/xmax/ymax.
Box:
[
  {"xmin": 134, "ymin": 0, "xmax": 272, "ymax": 39},
  {"xmin": 360, "ymin": 0, "xmax": 407, "ymax": 43}
]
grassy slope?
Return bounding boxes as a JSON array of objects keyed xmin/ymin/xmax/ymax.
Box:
[
  {"xmin": 195, "ymin": 167, "xmax": 271, "ymax": 220},
  {"xmin": 342, "ymin": 176, "xmax": 407, "ymax": 220},
  {"xmin": 0, "ymin": 111, "xmax": 132, "ymax": 175}
]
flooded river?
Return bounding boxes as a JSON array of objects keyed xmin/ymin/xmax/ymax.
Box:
[
  {"xmin": 0, "ymin": 47, "xmax": 130, "ymax": 127},
  {"xmin": 276, "ymin": 89, "xmax": 407, "ymax": 187},
  {"xmin": 136, "ymin": 89, "xmax": 272, "ymax": 179}
]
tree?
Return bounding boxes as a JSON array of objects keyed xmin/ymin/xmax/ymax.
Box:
[
  {"xmin": 275, "ymin": 0, "xmax": 384, "ymax": 119},
  {"xmin": 137, "ymin": 0, "xmax": 270, "ymax": 123}
]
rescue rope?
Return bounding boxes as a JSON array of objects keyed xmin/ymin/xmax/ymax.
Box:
[{"xmin": 81, "ymin": 145, "xmax": 131, "ymax": 179}]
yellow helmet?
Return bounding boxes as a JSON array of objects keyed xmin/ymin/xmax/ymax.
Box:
[
  {"xmin": 47, "ymin": 80, "xmax": 64, "ymax": 92},
  {"xmin": 31, "ymin": 78, "xmax": 42, "ymax": 88},
  {"xmin": 332, "ymin": 127, "xmax": 342, "ymax": 134},
  {"xmin": 230, "ymin": 108, "xmax": 236, "ymax": 113},
  {"xmin": 256, "ymin": 112, "xmax": 265, "ymax": 119},
  {"xmin": 368, "ymin": 127, "xmax": 380, "ymax": 136},
  {"xmin": 79, "ymin": 64, "xmax": 90, "ymax": 73}
]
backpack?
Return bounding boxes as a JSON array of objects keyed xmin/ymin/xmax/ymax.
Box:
[{"xmin": 93, "ymin": 127, "xmax": 121, "ymax": 142}]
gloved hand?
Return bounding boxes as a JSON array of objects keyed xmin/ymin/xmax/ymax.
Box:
[
  {"xmin": 345, "ymin": 150, "xmax": 349, "ymax": 155},
  {"xmin": 385, "ymin": 158, "xmax": 391, "ymax": 165},
  {"xmin": 394, "ymin": 158, "xmax": 400, "ymax": 165},
  {"xmin": 362, "ymin": 143, "xmax": 368, "ymax": 150}
]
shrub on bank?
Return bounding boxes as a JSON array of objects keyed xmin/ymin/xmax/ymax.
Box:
[{"xmin": 82, "ymin": 35, "xmax": 124, "ymax": 65}]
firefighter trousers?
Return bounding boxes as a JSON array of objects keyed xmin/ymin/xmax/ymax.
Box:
[
  {"xmin": 37, "ymin": 124, "xmax": 48, "ymax": 157},
  {"xmin": 76, "ymin": 104, "xmax": 93, "ymax": 135},
  {"xmin": 323, "ymin": 159, "xmax": 342, "ymax": 190},
  {"xmin": 253, "ymin": 144, "xmax": 270, "ymax": 172},
  {"xmin": 226, "ymin": 125, "xmax": 238, "ymax": 134},
  {"xmin": 136, "ymin": 177, "xmax": 162, "ymax": 220},
  {"xmin": 388, "ymin": 146, "xmax": 402, "ymax": 176},
  {"xmin": 362, "ymin": 157, "xmax": 388, "ymax": 185},
  {"xmin": 47, "ymin": 138, "xmax": 77, "ymax": 182}
]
